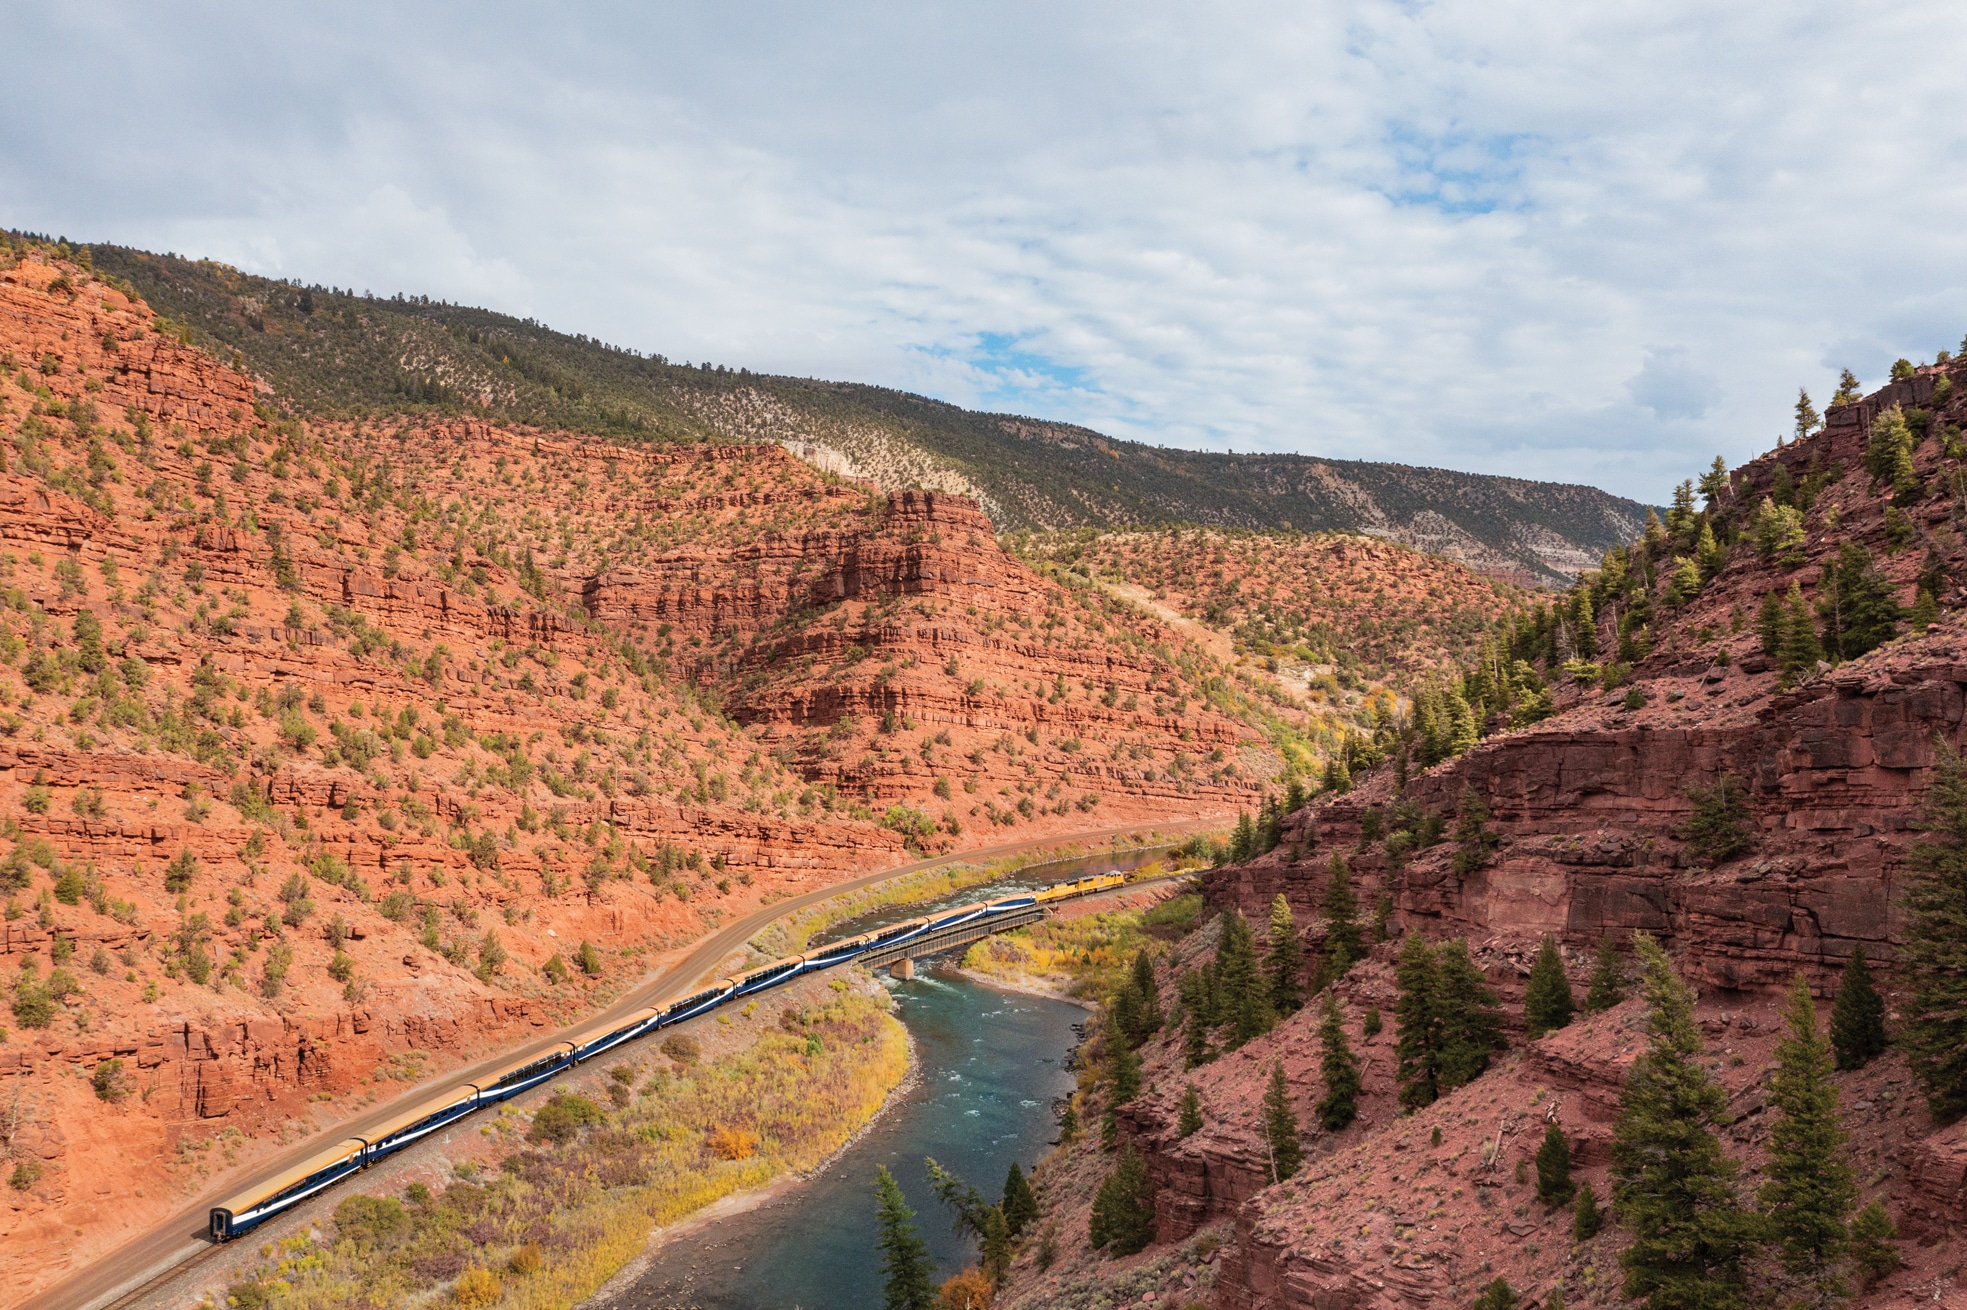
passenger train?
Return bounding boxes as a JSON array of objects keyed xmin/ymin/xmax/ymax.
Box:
[{"xmin": 207, "ymin": 871, "xmax": 1125, "ymax": 1241}]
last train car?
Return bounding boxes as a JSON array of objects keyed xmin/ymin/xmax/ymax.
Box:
[{"xmin": 209, "ymin": 1135, "xmax": 369, "ymax": 1241}]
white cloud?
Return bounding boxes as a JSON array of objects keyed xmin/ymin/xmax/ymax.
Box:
[{"xmin": 3, "ymin": 0, "xmax": 1965, "ymax": 502}]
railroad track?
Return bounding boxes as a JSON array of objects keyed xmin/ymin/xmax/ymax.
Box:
[{"xmin": 24, "ymin": 819, "xmax": 1220, "ymax": 1310}]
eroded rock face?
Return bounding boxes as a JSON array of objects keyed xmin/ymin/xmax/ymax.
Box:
[{"xmin": 1210, "ymin": 632, "xmax": 1967, "ymax": 996}]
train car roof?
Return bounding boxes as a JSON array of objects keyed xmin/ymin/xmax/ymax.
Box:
[
  {"xmin": 477, "ymin": 1040, "xmax": 575, "ymax": 1084},
  {"xmin": 562, "ymin": 1012, "xmax": 645, "ymax": 1051},
  {"xmin": 364, "ymin": 1086, "xmax": 477, "ymax": 1142},
  {"xmin": 210, "ymin": 1135, "xmax": 368, "ymax": 1214}
]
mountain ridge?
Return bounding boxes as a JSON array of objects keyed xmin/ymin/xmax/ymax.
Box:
[{"xmin": 73, "ymin": 239, "xmax": 1653, "ymax": 584}]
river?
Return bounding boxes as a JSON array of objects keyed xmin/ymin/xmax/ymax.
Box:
[{"xmin": 603, "ymin": 852, "xmax": 1162, "ymax": 1310}]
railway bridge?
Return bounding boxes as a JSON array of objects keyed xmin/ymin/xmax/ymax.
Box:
[{"xmin": 857, "ymin": 905, "xmax": 1047, "ymax": 978}]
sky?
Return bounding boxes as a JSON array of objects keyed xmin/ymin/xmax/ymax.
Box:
[{"xmin": 4, "ymin": 2, "xmax": 1966, "ymax": 503}]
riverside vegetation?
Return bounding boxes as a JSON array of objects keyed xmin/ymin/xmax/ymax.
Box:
[
  {"xmin": 864, "ymin": 889, "xmax": 1206, "ymax": 1307},
  {"xmin": 206, "ymin": 979, "xmax": 906, "ymax": 1310}
]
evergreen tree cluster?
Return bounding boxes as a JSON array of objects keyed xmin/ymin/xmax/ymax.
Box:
[
  {"xmin": 1394, "ymin": 933, "xmax": 1505, "ymax": 1109},
  {"xmin": 1180, "ymin": 907, "xmax": 1301, "ymax": 1066},
  {"xmin": 1110, "ymin": 948, "xmax": 1166, "ymax": 1050},
  {"xmin": 1603, "ymin": 935, "xmax": 1899, "ymax": 1308}
]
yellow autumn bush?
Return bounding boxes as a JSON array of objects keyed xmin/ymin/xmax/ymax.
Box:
[
  {"xmin": 706, "ymin": 1123, "xmax": 759, "ymax": 1160},
  {"xmin": 453, "ymin": 1266, "xmax": 502, "ymax": 1306}
]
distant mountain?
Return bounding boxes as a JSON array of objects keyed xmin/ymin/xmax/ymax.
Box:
[{"xmin": 88, "ymin": 241, "xmax": 1649, "ymax": 582}]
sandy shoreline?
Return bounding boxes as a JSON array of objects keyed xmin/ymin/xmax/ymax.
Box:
[
  {"xmin": 952, "ymin": 965, "xmax": 1099, "ymax": 1010},
  {"xmin": 578, "ymin": 1021, "xmax": 925, "ymax": 1308}
]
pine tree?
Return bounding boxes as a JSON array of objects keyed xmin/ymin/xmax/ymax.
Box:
[
  {"xmin": 1451, "ymin": 787, "xmax": 1497, "ymax": 877},
  {"xmin": 1757, "ymin": 590, "xmax": 1785, "ymax": 657},
  {"xmin": 1435, "ymin": 938, "xmax": 1505, "ymax": 1090},
  {"xmin": 1106, "ymin": 1036, "xmax": 1141, "ymax": 1106},
  {"xmin": 1234, "ymin": 976, "xmax": 1276, "ymax": 1050},
  {"xmin": 1830, "ymin": 368, "xmax": 1862, "ymax": 408},
  {"xmin": 1447, "ymin": 685, "xmax": 1479, "ymax": 756},
  {"xmin": 1584, "ymin": 934, "xmax": 1627, "ymax": 1012},
  {"xmin": 1524, "ymin": 935, "xmax": 1576, "ymax": 1040},
  {"xmin": 1316, "ymin": 995, "xmax": 1361, "ymax": 1132},
  {"xmin": 1611, "ymin": 934, "xmax": 1753, "ymax": 1310},
  {"xmin": 1903, "ymin": 741, "xmax": 1967, "ymax": 1119},
  {"xmin": 1777, "ymin": 582, "xmax": 1823, "ymax": 688},
  {"xmin": 926, "ymin": 1158, "xmax": 1008, "ymax": 1282},
  {"xmin": 1472, "ymin": 1276, "xmax": 1517, "ymax": 1310},
  {"xmin": 1695, "ymin": 522, "xmax": 1727, "ymax": 582},
  {"xmin": 1217, "ymin": 910, "xmax": 1274, "ymax": 1049},
  {"xmin": 1682, "ymin": 773, "xmax": 1753, "ymax": 866},
  {"xmin": 1573, "ymin": 1180, "xmax": 1603, "ymax": 1241},
  {"xmin": 1262, "ymin": 1061, "xmax": 1303, "ymax": 1183},
  {"xmin": 1395, "ymin": 933, "xmax": 1442, "ymax": 1110},
  {"xmin": 1848, "ymin": 1201, "xmax": 1902, "ymax": 1286},
  {"xmin": 1829, "ymin": 946, "xmax": 1887, "ymax": 1071},
  {"xmin": 1795, "ymin": 388, "xmax": 1821, "ymax": 441},
  {"xmin": 1372, "ymin": 893, "xmax": 1394, "ymax": 943},
  {"xmin": 1321, "ymin": 854, "xmax": 1363, "ymax": 969},
  {"xmin": 1760, "ymin": 975, "xmax": 1856, "ymax": 1296},
  {"xmin": 1001, "ymin": 1161, "xmax": 1039, "ymax": 1238},
  {"xmin": 1816, "ymin": 542, "xmax": 1901, "ymax": 662},
  {"xmin": 1059, "ymin": 1098, "xmax": 1079, "ymax": 1143},
  {"xmin": 1536, "ymin": 1123, "xmax": 1575, "ymax": 1206},
  {"xmin": 1665, "ymin": 554, "xmax": 1702, "ymax": 606},
  {"xmin": 1866, "ymin": 405, "xmax": 1918, "ymax": 496},
  {"xmin": 1177, "ymin": 1083, "xmax": 1203, "ymax": 1138},
  {"xmin": 1130, "ymin": 948, "xmax": 1164, "ymax": 1037},
  {"xmin": 1545, "ymin": 1282, "xmax": 1565, "ymax": 1310},
  {"xmin": 1911, "ymin": 586, "xmax": 1941, "ymax": 633},
  {"xmin": 1698, "ymin": 454, "xmax": 1731, "ymax": 509},
  {"xmin": 1182, "ymin": 1001, "xmax": 1212, "ymax": 1069},
  {"xmin": 875, "ymin": 1165, "xmax": 937, "ymax": 1310},
  {"xmin": 1088, "ymin": 1142, "xmax": 1156, "ymax": 1255},
  {"xmin": 1111, "ymin": 983, "xmax": 1144, "ymax": 1051},
  {"xmin": 980, "ymin": 1206, "xmax": 1012, "ymax": 1284},
  {"xmin": 1263, "ymin": 894, "xmax": 1303, "ymax": 1014}
]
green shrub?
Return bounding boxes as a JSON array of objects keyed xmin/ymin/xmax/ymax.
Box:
[
  {"xmin": 528, "ymin": 1093, "xmax": 605, "ymax": 1145},
  {"xmin": 1142, "ymin": 893, "xmax": 1203, "ymax": 934},
  {"xmin": 163, "ymin": 847, "xmax": 197, "ymax": 893},
  {"xmin": 1682, "ymin": 773, "xmax": 1753, "ymax": 865},
  {"xmin": 93, "ymin": 1058, "xmax": 128, "ymax": 1101},
  {"xmin": 333, "ymin": 1193, "xmax": 408, "ymax": 1245}
]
